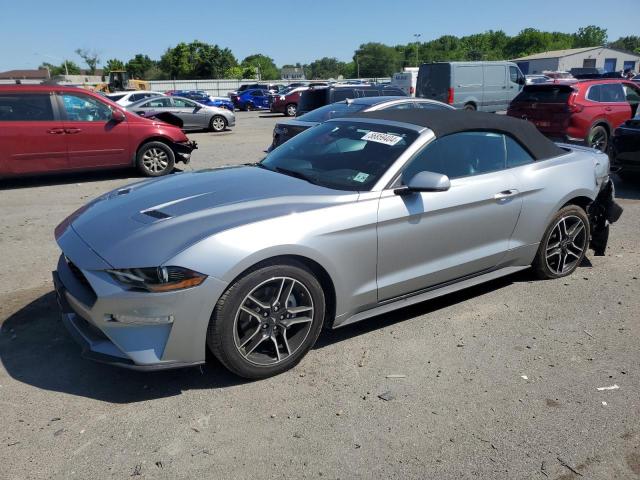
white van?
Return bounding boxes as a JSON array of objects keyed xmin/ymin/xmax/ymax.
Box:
[
  {"xmin": 391, "ymin": 67, "xmax": 419, "ymax": 97},
  {"xmin": 416, "ymin": 61, "xmax": 525, "ymax": 112}
]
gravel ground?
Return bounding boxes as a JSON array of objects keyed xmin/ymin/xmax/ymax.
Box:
[{"xmin": 0, "ymin": 111, "xmax": 639, "ymax": 479}]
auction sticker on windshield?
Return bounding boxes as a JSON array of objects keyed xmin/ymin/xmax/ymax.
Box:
[{"xmin": 361, "ymin": 131, "xmax": 402, "ymax": 146}]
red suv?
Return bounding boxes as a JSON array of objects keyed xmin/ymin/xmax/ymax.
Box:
[
  {"xmin": 270, "ymin": 86, "xmax": 308, "ymax": 116},
  {"xmin": 0, "ymin": 85, "xmax": 196, "ymax": 178},
  {"xmin": 507, "ymin": 80, "xmax": 640, "ymax": 151}
]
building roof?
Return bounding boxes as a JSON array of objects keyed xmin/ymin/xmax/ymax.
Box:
[
  {"xmin": 347, "ymin": 109, "xmax": 565, "ymax": 160},
  {"xmin": 0, "ymin": 69, "xmax": 49, "ymax": 80},
  {"xmin": 513, "ymin": 47, "xmax": 600, "ymax": 61}
]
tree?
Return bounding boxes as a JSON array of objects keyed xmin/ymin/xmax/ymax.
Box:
[
  {"xmin": 573, "ymin": 25, "xmax": 608, "ymax": 48},
  {"xmin": 126, "ymin": 54, "xmax": 155, "ymax": 78},
  {"xmin": 609, "ymin": 36, "xmax": 640, "ymax": 53},
  {"xmin": 103, "ymin": 59, "xmax": 125, "ymax": 75},
  {"xmin": 306, "ymin": 57, "xmax": 349, "ymax": 79},
  {"xmin": 159, "ymin": 41, "xmax": 237, "ymax": 79},
  {"xmin": 240, "ymin": 54, "xmax": 279, "ymax": 80},
  {"xmin": 75, "ymin": 48, "xmax": 100, "ymax": 74},
  {"xmin": 39, "ymin": 60, "xmax": 81, "ymax": 76},
  {"xmin": 353, "ymin": 43, "xmax": 403, "ymax": 77}
]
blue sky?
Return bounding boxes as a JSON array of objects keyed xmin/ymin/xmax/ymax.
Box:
[{"xmin": 1, "ymin": 0, "xmax": 637, "ymax": 71}]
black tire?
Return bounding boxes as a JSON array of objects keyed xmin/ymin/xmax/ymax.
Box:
[
  {"xmin": 207, "ymin": 260, "xmax": 326, "ymax": 379},
  {"xmin": 209, "ymin": 115, "xmax": 227, "ymax": 132},
  {"xmin": 136, "ymin": 141, "xmax": 175, "ymax": 177},
  {"xmin": 587, "ymin": 125, "xmax": 609, "ymax": 152},
  {"xmin": 245, "ymin": 102, "xmax": 254, "ymax": 112},
  {"xmin": 285, "ymin": 103, "xmax": 297, "ymax": 117},
  {"xmin": 463, "ymin": 103, "xmax": 476, "ymax": 111},
  {"xmin": 532, "ymin": 205, "xmax": 590, "ymax": 279}
]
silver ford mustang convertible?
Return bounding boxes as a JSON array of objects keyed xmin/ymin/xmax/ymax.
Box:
[{"xmin": 53, "ymin": 110, "xmax": 622, "ymax": 378}]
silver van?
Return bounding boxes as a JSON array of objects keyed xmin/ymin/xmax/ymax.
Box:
[{"xmin": 416, "ymin": 61, "xmax": 525, "ymax": 112}]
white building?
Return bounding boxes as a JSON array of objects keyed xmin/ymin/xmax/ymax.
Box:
[{"xmin": 513, "ymin": 46, "xmax": 640, "ymax": 75}]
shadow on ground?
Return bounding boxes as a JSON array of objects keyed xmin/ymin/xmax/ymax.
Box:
[
  {"xmin": 0, "ymin": 270, "xmax": 541, "ymax": 403},
  {"xmin": 612, "ymin": 173, "xmax": 640, "ymax": 200}
]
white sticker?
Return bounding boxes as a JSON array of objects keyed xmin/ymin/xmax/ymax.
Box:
[
  {"xmin": 353, "ymin": 172, "xmax": 370, "ymax": 183},
  {"xmin": 361, "ymin": 131, "xmax": 402, "ymax": 146}
]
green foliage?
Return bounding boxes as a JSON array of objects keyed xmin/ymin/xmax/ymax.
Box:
[
  {"xmin": 306, "ymin": 57, "xmax": 350, "ymax": 79},
  {"xmin": 240, "ymin": 54, "xmax": 279, "ymax": 80},
  {"xmin": 354, "ymin": 43, "xmax": 403, "ymax": 77},
  {"xmin": 609, "ymin": 36, "xmax": 640, "ymax": 53},
  {"xmin": 75, "ymin": 49, "xmax": 100, "ymax": 74},
  {"xmin": 159, "ymin": 41, "xmax": 237, "ymax": 79},
  {"xmin": 573, "ymin": 25, "xmax": 608, "ymax": 48},
  {"xmin": 103, "ymin": 59, "xmax": 125, "ymax": 75},
  {"xmin": 126, "ymin": 54, "xmax": 155, "ymax": 79},
  {"xmin": 39, "ymin": 61, "xmax": 81, "ymax": 76}
]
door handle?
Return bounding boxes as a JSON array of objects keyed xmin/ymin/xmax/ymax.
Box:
[
  {"xmin": 47, "ymin": 128, "xmax": 65, "ymax": 134},
  {"xmin": 64, "ymin": 128, "xmax": 82, "ymax": 134},
  {"xmin": 494, "ymin": 189, "xmax": 519, "ymax": 200},
  {"xmin": 604, "ymin": 107, "xmax": 612, "ymax": 112}
]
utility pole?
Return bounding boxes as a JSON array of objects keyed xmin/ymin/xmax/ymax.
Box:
[
  {"xmin": 413, "ymin": 33, "xmax": 421, "ymax": 67},
  {"xmin": 356, "ymin": 55, "xmax": 360, "ymax": 78}
]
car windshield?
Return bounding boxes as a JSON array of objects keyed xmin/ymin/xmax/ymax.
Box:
[
  {"xmin": 260, "ymin": 121, "xmax": 418, "ymax": 191},
  {"xmin": 296, "ymin": 101, "xmax": 369, "ymax": 123}
]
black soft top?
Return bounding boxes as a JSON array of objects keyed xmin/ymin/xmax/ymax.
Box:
[{"xmin": 349, "ymin": 109, "xmax": 565, "ymax": 160}]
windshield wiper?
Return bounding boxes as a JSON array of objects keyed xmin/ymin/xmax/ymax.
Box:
[{"xmin": 273, "ymin": 166, "xmax": 319, "ymax": 185}]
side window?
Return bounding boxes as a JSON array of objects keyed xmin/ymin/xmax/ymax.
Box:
[
  {"xmin": 600, "ymin": 84, "xmax": 626, "ymax": 102},
  {"xmin": 587, "ymin": 85, "xmax": 601, "ymax": 102},
  {"xmin": 360, "ymin": 89, "xmax": 380, "ymax": 97},
  {"xmin": 143, "ymin": 97, "xmax": 171, "ymax": 108},
  {"xmin": 509, "ymin": 66, "xmax": 520, "ymax": 83},
  {"xmin": 0, "ymin": 93, "xmax": 54, "ymax": 121},
  {"xmin": 172, "ymin": 98, "xmax": 196, "ymax": 108},
  {"xmin": 61, "ymin": 93, "xmax": 112, "ymax": 122},
  {"xmin": 416, "ymin": 101, "xmax": 451, "ymax": 110},
  {"xmin": 505, "ymin": 136, "xmax": 534, "ymax": 168},
  {"xmin": 402, "ymin": 131, "xmax": 507, "ymax": 181},
  {"xmin": 332, "ymin": 89, "xmax": 355, "ymax": 102},
  {"xmin": 384, "ymin": 102, "xmax": 415, "ymax": 110},
  {"xmin": 129, "ymin": 93, "xmax": 141, "ymax": 102},
  {"xmin": 251, "ymin": 90, "xmax": 262, "ymax": 97}
]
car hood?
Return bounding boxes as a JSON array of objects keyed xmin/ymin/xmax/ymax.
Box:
[{"xmin": 63, "ymin": 166, "xmax": 356, "ymax": 268}]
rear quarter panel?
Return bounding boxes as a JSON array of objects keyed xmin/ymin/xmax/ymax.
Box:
[{"xmin": 507, "ymin": 147, "xmax": 606, "ymax": 264}]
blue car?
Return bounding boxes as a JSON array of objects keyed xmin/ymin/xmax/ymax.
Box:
[
  {"xmin": 171, "ymin": 90, "xmax": 234, "ymax": 111},
  {"xmin": 233, "ymin": 89, "xmax": 271, "ymax": 111}
]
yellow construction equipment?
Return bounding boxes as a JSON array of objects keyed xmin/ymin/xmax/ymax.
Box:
[{"xmin": 93, "ymin": 71, "xmax": 150, "ymax": 93}]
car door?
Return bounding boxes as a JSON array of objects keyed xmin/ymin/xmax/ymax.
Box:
[
  {"xmin": 0, "ymin": 90, "xmax": 69, "ymax": 175},
  {"xmin": 484, "ymin": 64, "xmax": 508, "ymax": 112},
  {"xmin": 623, "ymin": 82, "xmax": 640, "ymax": 117},
  {"xmin": 132, "ymin": 96, "xmax": 172, "ymax": 117},
  {"xmin": 376, "ymin": 131, "xmax": 522, "ymax": 301},
  {"xmin": 251, "ymin": 90, "xmax": 269, "ymax": 109},
  {"xmin": 171, "ymin": 97, "xmax": 202, "ymax": 129},
  {"xmin": 57, "ymin": 91, "xmax": 130, "ymax": 169},
  {"xmin": 600, "ymin": 83, "xmax": 632, "ymax": 129},
  {"xmin": 507, "ymin": 66, "xmax": 524, "ymax": 103}
]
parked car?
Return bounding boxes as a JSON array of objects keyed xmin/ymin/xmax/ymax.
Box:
[
  {"xmin": 525, "ymin": 75, "xmax": 551, "ymax": 85},
  {"xmin": 611, "ymin": 113, "xmax": 640, "ymax": 178},
  {"xmin": 270, "ymin": 86, "xmax": 308, "ymax": 116},
  {"xmin": 417, "ymin": 61, "xmax": 525, "ymax": 112},
  {"xmin": 542, "ymin": 71, "xmax": 575, "ymax": 83},
  {"xmin": 391, "ymin": 68, "xmax": 419, "ymax": 96},
  {"xmin": 52, "ymin": 109, "xmax": 621, "ymax": 377},
  {"xmin": 232, "ymin": 89, "xmax": 271, "ymax": 111},
  {"xmin": 167, "ymin": 90, "xmax": 234, "ymax": 111},
  {"xmin": 297, "ymin": 85, "xmax": 406, "ymax": 115},
  {"xmin": 127, "ymin": 96, "xmax": 235, "ymax": 132},
  {"xmin": 570, "ymin": 67, "xmax": 605, "ymax": 79},
  {"xmin": 227, "ymin": 83, "xmax": 281, "ymax": 98},
  {"xmin": 105, "ymin": 90, "xmax": 164, "ymax": 107},
  {"xmin": 0, "ymin": 85, "xmax": 196, "ymax": 178},
  {"xmin": 507, "ymin": 80, "xmax": 640, "ymax": 151},
  {"xmin": 270, "ymin": 96, "xmax": 453, "ymax": 150}
]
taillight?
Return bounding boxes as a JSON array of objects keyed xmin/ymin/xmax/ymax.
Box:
[
  {"xmin": 447, "ymin": 88, "xmax": 454, "ymax": 104},
  {"xmin": 567, "ymin": 92, "xmax": 583, "ymax": 113},
  {"xmin": 410, "ymin": 86, "xmax": 415, "ymax": 95}
]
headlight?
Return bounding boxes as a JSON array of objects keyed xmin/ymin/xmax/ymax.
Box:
[{"xmin": 107, "ymin": 266, "xmax": 207, "ymax": 292}]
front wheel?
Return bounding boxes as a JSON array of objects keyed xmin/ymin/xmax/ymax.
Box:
[
  {"xmin": 588, "ymin": 125, "xmax": 608, "ymax": 152},
  {"xmin": 209, "ymin": 115, "xmax": 227, "ymax": 132},
  {"xmin": 136, "ymin": 141, "xmax": 175, "ymax": 177},
  {"xmin": 244, "ymin": 102, "xmax": 254, "ymax": 111},
  {"xmin": 207, "ymin": 261, "xmax": 325, "ymax": 379},
  {"xmin": 533, "ymin": 205, "xmax": 590, "ymax": 279},
  {"xmin": 285, "ymin": 103, "xmax": 297, "ymax": 116}
]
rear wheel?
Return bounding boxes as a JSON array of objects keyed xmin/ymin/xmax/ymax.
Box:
[
  {"xmin": 587, "ymin": 125, "xmax": 608, "ymax": 152},
  {"xmin": 285, "ymin": 103, "xmax": 297, "ymax": 116},
  {"xmin": 209, "ymin": 115, "xmax": 227, "ymax": 132},
  {"xmin": 245, "ymin": 102, "xmax": 254, "ymax": 112},
  {"xmin": 136, "ymin": 141, "xmax": 175, "ymax": 177},
  {"xmin": 207, "ymin": 261, "xmax": 325, "ymax": 379},
  {"xmin": 463, "ymin": 103, "xmax": 476, "ymax": 111},
  {"xmin": 533, "ymin": 205, "xmax": 589, "ymax": 279}
]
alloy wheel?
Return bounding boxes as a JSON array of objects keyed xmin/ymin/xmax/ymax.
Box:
[
  {"xmin": 233, "ymin": 277, "xmax": 314, "ymax": 366},
  {"xmin": 544, "ymin": 215, "xmax": 587, "ymax": 275},
  {"xmin": 286, "ymin": 104, "xmax": 297, "ymax": 116},
  {"xmin": 211, "ymin": 116, "xmax": 226, "ymax": 132},
  {"xmin": 589, "ymin": 127, "xmax": 608, "ymax": 152},
  {"xmin": 142, "ymin": 148, "xmax": 169, "ymax": 173}
]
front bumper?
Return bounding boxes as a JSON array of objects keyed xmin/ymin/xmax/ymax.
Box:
[{"xmin": 52, "ymin": 237, "xmax": 228, "ymax": 370}]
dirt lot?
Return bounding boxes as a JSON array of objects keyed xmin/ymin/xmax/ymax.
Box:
[{"xmin": 1, "ymin": 111, "xmax": 639, "ymax": 479}]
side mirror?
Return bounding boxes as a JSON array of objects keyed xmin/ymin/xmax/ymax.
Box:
[
  {"xmin": 396, "ymin": 171, "xmax": 450, "ymax": 195},
  {"xmin": 111, "ymin": 109, "xmax": 126, "ymax": 122}
]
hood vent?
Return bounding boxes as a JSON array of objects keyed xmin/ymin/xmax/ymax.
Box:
[{"xmin": 142, "ymin": 209, "xmax": 172, "ymax": 220}]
